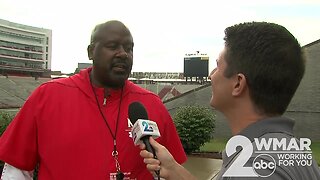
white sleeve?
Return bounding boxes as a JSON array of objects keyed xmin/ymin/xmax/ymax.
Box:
[{"xmin": 1, "ymin": 163, "xmax": 33, "ymax": 180}]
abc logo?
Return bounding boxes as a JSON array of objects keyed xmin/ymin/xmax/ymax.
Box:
[{"xmin": 252, "ymin": 154, "xmax": 276, "ymax": 177}]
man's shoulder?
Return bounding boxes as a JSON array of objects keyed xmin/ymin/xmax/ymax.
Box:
[
  {"xmin": 258, "ymin": 132, "xmax": 293, "ymax": 139},
  {"xmin": 28, "ymin": 77, "xmax": 78, "ymax": 99},
  {"xmin": 39, "ymin": 77, "xmax": 76, "ymax": 89}
]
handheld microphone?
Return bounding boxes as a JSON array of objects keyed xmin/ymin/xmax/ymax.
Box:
[
  {"xmin": 128, "ymin": 102, "xmax": 161, "ymax": 179},
  {"xmin": 128, "ymin": 102, "xmax": 161, "ymax": 156}
]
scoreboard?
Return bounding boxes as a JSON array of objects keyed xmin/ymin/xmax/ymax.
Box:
[{"xmin": 183, "ymin": 56, "xmax": 209, "ymax": 77}]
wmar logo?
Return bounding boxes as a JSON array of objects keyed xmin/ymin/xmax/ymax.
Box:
[{"xmin": 223, "ymin": 135, "xmax": 313, "ymax": 177}]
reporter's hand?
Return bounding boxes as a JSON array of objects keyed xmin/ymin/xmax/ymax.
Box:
[
  {"xmin": 139, "ymin": 137, "xmax": 178, "ymax": 179},
  {"xmin": 140, "ymin": 137, "xmax": 197, "ymax": 180}
]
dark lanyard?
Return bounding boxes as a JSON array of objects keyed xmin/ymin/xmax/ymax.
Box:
[{"xmin": 90, "ymin": 80, "xmax": 124, "ymax": 179}]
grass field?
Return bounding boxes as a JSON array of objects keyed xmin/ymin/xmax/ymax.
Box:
[
  {"xmin": 200, "ymin": 138, "xmax": 228, "ymax": 153},
  {"xmin": 200, "ymin": 138, "xmax": 320, "ymax": 166},
  {"xmin": 311, "ymin": 142, "xmax": 320, "ymax": 166}
]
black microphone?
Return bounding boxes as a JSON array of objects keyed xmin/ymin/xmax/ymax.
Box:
[
  {"xmin": 128, "ymin": 102, "xmax": 158, "ymax": 157},
  {"xmin": 128, "ymin": 102, "xmax": 161, "ymax": 178}
]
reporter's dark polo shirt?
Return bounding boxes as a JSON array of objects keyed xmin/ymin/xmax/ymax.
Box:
[{"xmin": 216, "ymin": 117, "xmax": 320, "ymax": 180}]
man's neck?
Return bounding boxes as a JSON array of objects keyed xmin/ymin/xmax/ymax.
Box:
[
  {"xmin": 224, "ymin": 105, "xmax": 267, "ymax": 135},
  {"xmin": 89, "ymin": 70, "xmax": 103, "ymax": 88},
  {"xmin": 228, "ymin": 116, "xmax": 260, "ymax": 135},
  {"xmin": 89, "ymin": 69, "xmax": 124, "ymax": 90}
]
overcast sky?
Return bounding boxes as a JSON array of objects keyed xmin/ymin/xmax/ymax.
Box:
[{"xmin": 1, "ymin": 0, "xmax": 319, "ymax": 73}]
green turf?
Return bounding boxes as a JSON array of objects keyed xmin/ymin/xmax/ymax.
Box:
[
  {"xmin": 200, "ymin": 138, "xmax": 228, "ymax": 153},
  {"xmin": 310, "ymin": 142, "xmax": 320, "ymax": 166}
]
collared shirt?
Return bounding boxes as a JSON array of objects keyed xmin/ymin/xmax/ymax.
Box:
[{"xmin": 217, "ymin": 116, "xmax": 320, "ymax": 180}]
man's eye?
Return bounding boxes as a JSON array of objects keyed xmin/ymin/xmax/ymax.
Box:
[
  {"xmin": 106, "ymin": 45, "xmax": 118, "ymax": 50},
  {"xmin": 105, "ymin": 44, "xmax": 117, "ymax": 50},
  {"xmin": 125, "ymin": 46, "xmax": 133, "ymax": 52}
]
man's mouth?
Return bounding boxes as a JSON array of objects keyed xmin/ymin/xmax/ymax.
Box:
[{"xmin": 112, "ymin": 63, "xmax": 127, "ymax": 73}]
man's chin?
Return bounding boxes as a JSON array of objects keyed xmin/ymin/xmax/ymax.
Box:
[{"xmin": 105, "ymin": 76, "xmax": 128, "ymax": 89}]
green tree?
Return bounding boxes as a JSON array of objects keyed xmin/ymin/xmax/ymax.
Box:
[
  {"xmin": 173, "ymin": 105, "xmax": 216, "ymax": 154},
  {"xmin": 0, "ymin": 111, "xmax": 15, "ymax": 175},
  {"xmin": 0, "ymin": 111, "xmax": 14, "ymax": 136}
]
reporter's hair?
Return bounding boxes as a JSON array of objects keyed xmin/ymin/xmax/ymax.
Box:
[{"xmin": 223, "ymin": 22, "xmax": 305, "ymax": 115}]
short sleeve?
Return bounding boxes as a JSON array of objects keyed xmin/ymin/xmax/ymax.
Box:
[{"xmin": 0, "ymin": 87, "xmax": 42, "ymax": 171}]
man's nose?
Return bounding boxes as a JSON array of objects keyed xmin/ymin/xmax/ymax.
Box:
[
  {"xmin": 208, "ymin": 68, "xmax": 217, "ymax": 80},
  {"xmin": 116, "ymin": 46, "xmax": 128, "ymax": 59}
]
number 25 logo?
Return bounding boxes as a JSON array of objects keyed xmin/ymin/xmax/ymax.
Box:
[{"xmin": 142, "ymin": 121, "xmax": 153, "ymax": 132}]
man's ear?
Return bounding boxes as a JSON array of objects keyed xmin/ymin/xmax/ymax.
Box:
[
  {"xmin": 232, "ymin": 73, "xmax": 247, "ymax": 96},
  {"xmin": 87, "ymin": 44, "xmax": 94, "ymax": 60}
]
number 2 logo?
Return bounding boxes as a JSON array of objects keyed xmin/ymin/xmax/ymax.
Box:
[
  {"xmin": 223, "ymin": 135, "xmax": 258, "ymax": 177},
  {"xmin": 142, "ymin": 121, "xmax": 153, "ymax": 132}
]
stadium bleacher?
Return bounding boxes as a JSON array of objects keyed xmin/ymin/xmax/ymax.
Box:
[{"xmin": 0, "ymin": 76, "xmax": 51, "ymax": 108}]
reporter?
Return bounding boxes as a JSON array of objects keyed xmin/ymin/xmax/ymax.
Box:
[{"xmin": 139, "ymin": 21, "xmax": 320, "ymax": 180}]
